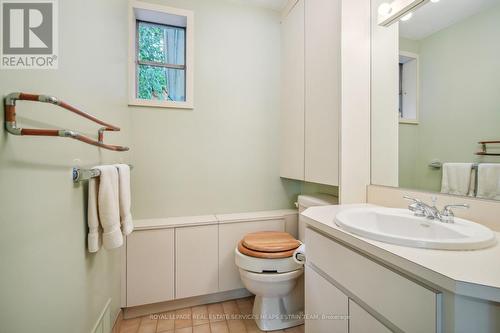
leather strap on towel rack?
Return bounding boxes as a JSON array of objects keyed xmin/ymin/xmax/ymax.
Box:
[{"xmin": 4, "ymin": 92, "xmax": 129, "ymax": 151}]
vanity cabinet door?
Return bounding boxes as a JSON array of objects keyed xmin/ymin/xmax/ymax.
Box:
[
  {"xmin": 126, "ymin": 229, "xmax": 175, "ymax": 307},
  {"xmin": 306, "ymin": 227, "xmax": 441, "ymax": 333},
  {"xmin": 349, "ymin": 300, "xmax": 392, "ymax": 333},
  {"xmin": 218, "ymin": 219, "xmax": 285, "ymax": 291},
  {"xmin": 305, "ymin": 266, "xmax": 348, "ymax": 333},
  {"xmin": 176, "ymin": 225, "xmax": 219, "ymax": 299}
]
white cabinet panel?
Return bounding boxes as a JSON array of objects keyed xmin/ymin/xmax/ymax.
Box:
[
  {"xmin": 280, "ymin": 0, "xmax": 305, "ymax": 181},
  {"xmin": 306, "ymin": 228, "xmax": 440, "ymax": 333},
  {"xmin": 304, "ymin": 0, "xmax": 341, "ymax": 186},
  {"xmin": 305, "ymin": 266, "xmax": 348, "ymax": 333},
  {"xmin": 219, "ymin": 220, "xmax": 285, "ymax": 291},
  {"xmin": 349, "ymin": 300, "xmax": 392, "ymax": 333},
  {"xmin": 176, "ymin": 225, "xmax": 219, "ymax": 299},
  {"xmin": 126, "ymin": 229, "xmax": 175, "ymax": 307}
]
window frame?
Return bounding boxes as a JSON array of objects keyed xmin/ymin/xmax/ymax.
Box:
[{"xmin": 128, "ymin": 0, "xmax": 194, "ymax": 109}]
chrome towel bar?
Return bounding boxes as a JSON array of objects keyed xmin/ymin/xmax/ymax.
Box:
[{"xmin": 72, "ymin": 165, "xmax": 133, "ymax": 182}]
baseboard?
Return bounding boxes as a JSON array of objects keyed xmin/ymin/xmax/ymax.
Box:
[
  {"xmin": 112, "ymin": 309, "xmax": 123, "ymax": 333},
  {"xmin": 91, "ymin": 298, "xmax": 112, "ymax": 333},
  {"xmin": 123, "ymin": 289, "xmax": 252, "ymax": 319}
]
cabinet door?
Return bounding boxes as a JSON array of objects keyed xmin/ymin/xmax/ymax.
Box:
[
  {"xmin": 305, "ymin": 266, "xmax": 348, "ymax": 333},
  {"xmin": 304, "ymin": 0, "xmax": 340, "ymax": 186},
  {"xmin": 280, "ymin": 0, "xmax": 305, "ymax": 181},
  {"xmin": 176, "ymin": 225, "xmax": 219, "ymax": 299},
  {"xmin": 126, "ymin": 229, "xmax": 175, "ymax": 307},
  {"xmin": 219, "ymin": 220, "xmax": 285, "ymax": 291},
  {"xmin": 349, "ymin": 300, "xmax": 392, "ymax": 333}
]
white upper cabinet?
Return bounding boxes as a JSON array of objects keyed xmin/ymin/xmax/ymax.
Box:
[
  {"xmin": 280, "ymin": 0, "xmax": 305, "ymax": 181},
  {"xmin": 304, "ymin": 0, "xmax": 341, "ymax": 186},
  {"xmin": 280, "ymin": 0, "xmax": 340, "ymax": 186}
]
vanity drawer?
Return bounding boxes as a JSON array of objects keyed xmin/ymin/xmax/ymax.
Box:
[{"xmin": 306, "ymin": 227, "xmax": 441, "ymax": 333}]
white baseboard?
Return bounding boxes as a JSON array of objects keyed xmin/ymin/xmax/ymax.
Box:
[
  {"xmin": 91, "ymin": 298, "xmax": 112, "ymax": 333},
  {"xmin": 123, "ymin": 288, "xmax": 252, "ymax": 319}
]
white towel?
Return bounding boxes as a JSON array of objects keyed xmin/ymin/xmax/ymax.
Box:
[
  {"xmin": 441, "ymin": 163, "xmax": 474, "ymax": 196},
  {"xmin": 477, "ymin": 164, "xmax": 500, "ymax": 200},
  {"xmin": 87, "ymin": 176, "xmax": 102, "ymax": 253},
  {"xmin": 116, "ymin": 164, "xmax": 134, "ymax": 236},
  {"xmin": 87, "ymin": 165, "xmax": 123, "ymax": 252}
]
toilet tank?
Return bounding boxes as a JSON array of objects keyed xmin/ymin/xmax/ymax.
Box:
[{"xmin": 298, "ymin": 194, "xmax": 338, "ymax": 242}]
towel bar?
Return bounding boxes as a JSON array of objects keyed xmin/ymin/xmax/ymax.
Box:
[{"xmin": 73, "ymin": 165, "xmax": 133, "ymax": 182}]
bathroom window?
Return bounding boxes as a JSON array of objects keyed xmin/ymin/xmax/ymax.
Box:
[{"xmin": 129, "ymin": 1, "xmax": 194, "ymax": 109}]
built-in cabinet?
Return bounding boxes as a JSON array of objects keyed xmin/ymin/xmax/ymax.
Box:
[
  {"xmin": 125, "ymin": 211, "xmax": 294, "ymax": 308},
  {"xmin": 280, "ymin": 0, "xmax": 305, "ymax": 181},
  {"xmin": 175, "ymin": 225, "xmax": 219, "ymax": 299},
  {"xmin": 126, "ymin": 229, "xmax": 175, "ymax": 307},
  {"xmin": 280, "ymin": 0, "xmax": 340, "ymax": 186},
  {"xmin": 305, "ymin": 227, "xmax": 442, "ymax": 333},
  {"xmin": 349, "ymin": 300, "xmax": 392, "ymax": 333},
  {"xmin": 280, "ymin": 0, "xmax": 371, "ymax": 202}
]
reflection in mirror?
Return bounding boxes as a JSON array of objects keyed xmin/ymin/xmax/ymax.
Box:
[
  {"xmin": 399, "ymin": 52, "xmax": 419, "ymax": 123},
  {"xmin": 374, "ymin": 0, "xmax": 500, "ymax": 200}
]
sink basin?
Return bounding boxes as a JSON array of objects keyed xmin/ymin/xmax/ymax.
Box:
[{"xmin": 335, "ymin": 207, "xmax": 496, "ymax": 250}]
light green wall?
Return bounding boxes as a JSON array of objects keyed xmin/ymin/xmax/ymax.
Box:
[
  {"xmin": 399, "ymin": 37, "xmax": 420, "ymax": 54},
  {"xmin": 0, "ymin": 0, "xmax": 129, "ymax": 332},
  {"xmin": 399, "ymin": 5, "xmax": 500, "ymax": 192},
  {"xmin": 129, "ymin": 0, "xmax": 302, "ymax": 218}
]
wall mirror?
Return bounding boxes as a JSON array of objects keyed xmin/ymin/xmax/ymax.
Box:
[{"xmin": 371, "ymin": 0, "xmax": 500, "ymax": 201}]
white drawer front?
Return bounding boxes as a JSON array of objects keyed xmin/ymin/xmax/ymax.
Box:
[{"xmin": 306, "ymin": 227, "xmax": 441, "ymax": 333}]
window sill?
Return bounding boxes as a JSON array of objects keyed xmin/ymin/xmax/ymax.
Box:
[{"xmin": 128, "ymin": 98, "xmax": 193, "ymax": 110}]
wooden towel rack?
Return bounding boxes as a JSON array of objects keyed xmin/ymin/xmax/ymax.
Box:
[
  {"xmin": 476, "ymin": 141, "xmax": 500, "ymax": 156},
  {"xmin": 4, "ymin": 92, "xmax": 129, "ymax": 151}
]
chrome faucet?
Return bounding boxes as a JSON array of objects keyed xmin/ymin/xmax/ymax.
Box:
[{"xmin": 403, "ymin": 196, "xmax": 469, "ymax": 223}]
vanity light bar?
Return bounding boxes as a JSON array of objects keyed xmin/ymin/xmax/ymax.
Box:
[{"xmin": 378, "ymin": 0, "xmax": 430, "ymax": 27}]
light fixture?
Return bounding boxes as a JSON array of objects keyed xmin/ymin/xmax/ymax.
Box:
[
  {"xmin": 378, "ymin": 2, "xmax": 393, "ymax": 16},
  {"xmin": 430, "ymin": 0, "xmax": 440, "ymax": 2},
  {"xmin": 400, "ymin": 12, "xmax": 413, "ymax": 21}
]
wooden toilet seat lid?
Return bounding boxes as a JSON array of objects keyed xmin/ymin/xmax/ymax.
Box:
[
  {"xmin": 238, "ymin": 241, "xmax": 297, "ymax": 259},
  {"xmin": 241, "ymin": 231, "xmax": 301, "ymax": 253}
]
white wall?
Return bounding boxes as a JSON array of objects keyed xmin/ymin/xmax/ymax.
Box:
[
  {"xmin": 339, "ymin": 0, "xmax": 371, "ymax": 203},
  {"xmin": 370, "ymin": 0, "xmax": 399, "ymax": 188},
  {"xmin": 130, "ymin": 0, "xmax": 300, "ymax": 218}
]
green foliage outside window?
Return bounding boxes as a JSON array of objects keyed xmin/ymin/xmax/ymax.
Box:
[{"xmin": 137, "ymin": 23, "xmax": 168, "ymax": 100}]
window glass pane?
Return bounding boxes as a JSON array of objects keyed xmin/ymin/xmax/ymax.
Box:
[
  {"xmin": 138, "ymin": 21, "xmax": 185, "ymax": 66},
  {"xmin": 137, "ymin": 65, "xmax": 186, "ymax": 102}
]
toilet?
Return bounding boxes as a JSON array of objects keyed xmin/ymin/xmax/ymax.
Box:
[
  {"xmin": 234, "ymin": 193, "xmax": 338, "ymax": 331},
  {"xmin": 235, "ymin": 231, "xmax": 304, "ymax": 331}
]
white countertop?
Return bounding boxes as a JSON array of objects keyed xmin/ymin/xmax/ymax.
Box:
[{"xmin": 302, "ymin": 204, "xmax": 500, "ymax": 303}]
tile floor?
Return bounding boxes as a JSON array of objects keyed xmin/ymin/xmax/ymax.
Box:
[{"xmin": 118, "ymin": 297, "xmax": 304, "ymax": 333}]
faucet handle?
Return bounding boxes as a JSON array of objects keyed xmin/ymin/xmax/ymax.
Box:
[
  {"xmin": 403, "ymin": 195, "xmax": 422, "ymax": 203},
  {"xmin": 403, "ymin": 196, "xmax": 425, "ymax": 217},
  {"xmin": 440, "ymin": 204, "xmax": 470, "ymax": 223}
]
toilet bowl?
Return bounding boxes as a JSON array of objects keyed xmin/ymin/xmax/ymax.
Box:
[{"xmin": 235, "ymin": 231, "xmax": 304, "ymax": 331}]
